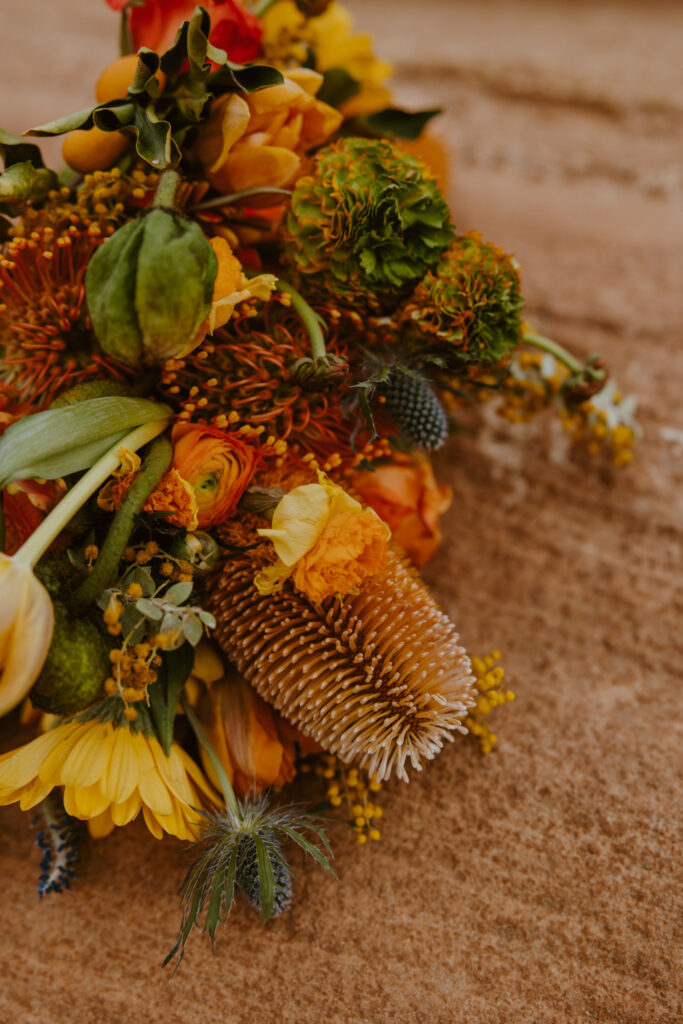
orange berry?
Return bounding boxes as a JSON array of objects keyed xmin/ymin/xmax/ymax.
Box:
[{"xmin": 62, "ymin": 127, "xmax": 130, "ymax": 174}]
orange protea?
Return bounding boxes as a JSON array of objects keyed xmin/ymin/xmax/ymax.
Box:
[
  {"xmin": 206, "ymin": 515, "xmax": 475, "ymax": 781},
  {"xmin": 159, "ymin": 305, "xmax": 390, "ymax": 470},
  {"xmin": 0, "ymin": 225, "xmax": 137, "ymax": 408}
]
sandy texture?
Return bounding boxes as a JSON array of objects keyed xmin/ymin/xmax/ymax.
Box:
[{"xmin": 1, "ymin": 2, "xmax": 682, "ymax": 1022}]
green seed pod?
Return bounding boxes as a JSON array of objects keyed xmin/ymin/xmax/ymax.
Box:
[
  {"xmin": 30, "ymin": 600, "xmax": 110, "ymax": 716},
  {"xmin": 86, "ymin": 178, "xmax": 217, "ymax": 367}
]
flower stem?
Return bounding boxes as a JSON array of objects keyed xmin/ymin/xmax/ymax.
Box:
[
  {"xmin": 15, "ymin": 419, "xmax": 170, "ymax": 569},
  {"xmin": 276, "ymin": 280, "xmax": 328, "ymax": 362},
  {"xmin": 70, "ymin": 435, "xmax": 173, "ymax": 614},
  {"xmin": 190, "ymin": 186, "xmax": 291, "ymax": 212},
  {"xmin": 253, "ymin": 0, "xmax": 280, "ymax": 16},
  {"xmin": 181, "ymin": 694, "xmax": 241, "ymax": 820},
  {"xmin": 153, "ymin": 169, "xmax": 181, "ymax": 210},
  {"xmin": 523, "ymin": 329, "xmax": 591, "ymax": 377}
]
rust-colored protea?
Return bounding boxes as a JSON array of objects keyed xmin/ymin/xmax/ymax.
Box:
[
  {"xmin": 205, "ymin": 516, "xmax": 475, "ymax": 781},
  {"xmin": 0, "ymin": 224, "xmax": 137, "ymax": 408},
  {"xmin": 160, "ymin": 304, "xmax": 390, "ymax": 470}
]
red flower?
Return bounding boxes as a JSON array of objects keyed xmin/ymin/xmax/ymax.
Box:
[{"xmin": 108, "ymin": 0, "xmax": 263, "ymax": 64}]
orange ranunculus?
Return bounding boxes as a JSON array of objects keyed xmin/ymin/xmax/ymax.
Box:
[
  {"xmin": 171, "ymin": 422, "xmax": 258, "ymax": 528},
  {"xmin": 351, "ymin": 453, "xmax": 452, "ymax": 568},
  {"xmin": 198, "ymin": 671, "xmax": 296, "ymax": 797},
  {"xmin": 98, "ymin": 451, "xmax": 199, "ymax": 530},
  {"xmin": 3, "ymin": 479, "xmax": 67, "ymax": 556},
  {"xmin": 194, "ymin": 69, "xmax": 343, "ymax": 193},
  {"xmin": 108, "ymin": 0, "xmax": 263, "ymax": 64},
  {"xmin": 292, "ymin": 507, "xmax": 389, "ymax": 604}
]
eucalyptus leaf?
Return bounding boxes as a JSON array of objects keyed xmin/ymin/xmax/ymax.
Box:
[
  {"xmin": 123, "ymin": 565, "xmax": 156, "ymax": 596},
  {"xmin": 160, "ymin": 611, "xmax": 184, "ymax": 639},
  {"xmin": 183, "ymin": 614, "xmax": 204, "ymax": 647},
  {"xmin": 0, "ymin": 397, "xmax": 171, "ymax": 488},
  {"xmin": 135, "ymin": 597, "xmax": 163, "ymax": 620},
  {"xmin": 198, "ymin": 610, "xmax": 216, "ymax": 629},
  {"xmin": 164, "ymin": 581, "xmax": 193, "ymax": 605}
]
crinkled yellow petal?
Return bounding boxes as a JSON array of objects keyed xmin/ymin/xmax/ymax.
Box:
[
  {"xmin": 258, "ymin": 483, "xmax": 330, "ymax": 565},
  {"xmin": 197, "ymin": 93, "xmax": 251, "ymax": 176},
  {"xmin": 223, "ymin": 144, "xmax": 301, "ymax": 192},
  {"xmin": 0, "ymin": 555, "xmax": 55, "ymax": 718},
  {"xmin": 285, "ymin": 67, "xmax": 324, "ymax": 96},
  {"xmin": 254, "ymin": 559, "xmax": 294, "ymax": 596}
]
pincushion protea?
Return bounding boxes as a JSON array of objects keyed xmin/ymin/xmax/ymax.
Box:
[{"xmin": 205, "ymin": 517, "xmax": 475, "ymax": 781}]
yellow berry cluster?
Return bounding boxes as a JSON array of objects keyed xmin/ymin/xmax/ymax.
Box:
[
  {"xmin": 313, "ymin": 753, "xmax": 383, "ymax": 844},
  {"xmin": 122, "ymin": 540, "xmax": 194, "ymax": 582},
  {"xmin": 465, "ymin": 650, "xmax": 516, "ymax": 755}
]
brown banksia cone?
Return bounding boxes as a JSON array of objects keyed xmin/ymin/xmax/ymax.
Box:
[{"xmin": 205, "ymin": 518, "xmax": 475, "ymax": 782}]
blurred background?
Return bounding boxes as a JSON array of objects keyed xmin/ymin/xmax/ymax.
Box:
[{"xmin": 1, "ymin": 3, "xmax": 681, "ymax": 1023}]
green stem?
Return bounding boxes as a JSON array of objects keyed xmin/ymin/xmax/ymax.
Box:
[
  {"xmin": 70, "ymin": 436, "xmax": 172, "ymax": 614},
  {"xmin": 523, "ymin": 330, "xmax": 597, "ymax": 378},
  {"xmin": 181, "ymin": 695, "xmax": 241, "ymax": 819},
  {"xmin": 153, "ymin": 169, "xmax": 181, "ymax": 209},
  {"xmin": 15, "ymin": 419, "xmax": 170, "ymax": 569},
  {"xmin": 190, "ymin": 186, "xmax": 292, "ymax": 212},
  {"xmin": 253, "ymin": 0, "xmax": 280, "ymax": 16},
  {"xmin": 0, "ymin": 497, "xmax": 5, "ymax": 554},
  {"xmin": 276, "ymin": 280, "xmax": 328, "ymax": 362}
]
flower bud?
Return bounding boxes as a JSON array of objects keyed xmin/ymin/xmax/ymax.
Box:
[
  {"xmin": 170, "ymin": 531, "xmax": 221, "ymax": 576},
  {"xmin": 86, "ymin": 205, "xmax": 218, "ymax": 367}
]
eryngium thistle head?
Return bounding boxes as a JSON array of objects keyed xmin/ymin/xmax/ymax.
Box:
[
  {"xmin": 379, "ymin": 369, "xmax": 448, "ymax": 450},
  {"xmin": 281, "ymin": 138, "xmax": 454, "ymax": 313},
  {"xmin": 206, "ymin": 521, "xmax": 475, "ymax": 782},
  {"xmin": 237, "ymin": 836, "xmax": 292, "ymax": 916},
  {"xmin": 403, "ymin": 231, "xmax": 524, "ymax": 364}
]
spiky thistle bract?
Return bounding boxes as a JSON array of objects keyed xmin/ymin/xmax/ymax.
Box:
[{"xmin": 164, "ymin": 796, "xmax": 336, "ymax": 969}]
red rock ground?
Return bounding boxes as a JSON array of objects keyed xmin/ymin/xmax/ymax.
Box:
[{"xmin": 1, "ymin": 2, "xmax": 681, "ymax": 1022}]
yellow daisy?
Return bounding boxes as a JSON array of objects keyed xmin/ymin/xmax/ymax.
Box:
[{"xmin": 0, "ymin": 716, "xmax": 218, "ymax": 841}]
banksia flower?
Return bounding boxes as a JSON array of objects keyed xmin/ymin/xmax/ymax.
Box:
[
  {"xmin": 379, "ymin": 369, "xmax": 448, "ymax": 450},
  {"xmin": 206, "ymin": 517, "xmax": 475, "ymax": 781},
  {"xmin": 403, "ymin": 231, "xmax": 524, "ymax": 364},
  {"xmin": 282, "ymin": 138, "xmax": 454, "ymax": 312}
]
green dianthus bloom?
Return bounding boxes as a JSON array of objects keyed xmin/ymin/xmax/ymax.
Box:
[{"xmin": 282, "ymin": 137, "xmax": 454, "ymax": 312}]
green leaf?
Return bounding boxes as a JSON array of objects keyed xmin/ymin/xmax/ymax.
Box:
[
  {"xmin": 316, "ymin": 67, "xmax": 360, "ymax": 109},
  {"xmin": 0, "ymin": 397, "xmax": 171, "ymax": 488},
  {"xmin": 208, "ymin": 63, "xmax": 284, "ymax": 96},
  {"xmin": 0, "ymin": 162, "xmax": 58, "ymax": 205},
  {"xmin": 148, "ymin": 643, "xmax": 194, "ymax": 755},
  {"xmin": 205, "ymin": 845, "xmax": 237, "ymax": 947},
  {"xmin": 183, "ymin": 614, "xmax": 204, "ymax": 647},
  {"xmin": 253, "ymin": 835, "xmax": 275, "ymax": 921},
  {"xmin": 279, "ymin": 825, "xmax": 337, "ymax": 877},
  {"xmin": 135, "ymin": 597, "xmax": 163, "ymax": 620},
  {"xmin": 0, "ymin": 127, "xmax": 46, "ymax": 169},
  {"xmin": 28, "ymin": 106, "xmax": 99, "ymax": 137},
  {"xmin": 131, "ymin": 106, "xmax": 176, "ymax": 168},
  {"xmin": 129, "ymin": 48, "xmax": 163, "ymax": 97},
  {"xmin": 164, "ymin": 581, "xmax": 193, "ymax": 605},
  {"xmin": 362, "ymin": 107, "xmax": 442, "ymax": 140},
  {"xmin": 124, "ymin": 565, "xmax": 156, "ymax": 596}
]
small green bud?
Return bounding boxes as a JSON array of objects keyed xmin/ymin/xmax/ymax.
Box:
[
  {"xmin": 30, "ymin": 601, "xmax": 110, "ymax": 716},
  {"xmin": 170, "ymin": 531, "xmax": 221, "ymax": 575},
  {"xmin": 86, "ymin": 172, "xmax": 217, "ymax": 367}
]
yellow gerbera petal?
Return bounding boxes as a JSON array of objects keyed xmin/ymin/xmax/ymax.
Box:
[
  {"xmin": 102, "ymin": 724, "xmax": 139, "ymax": 804},
  {"xmin": 142, "ymin": 803, "xmax": 164, "ymax": 840},
  {"xmin": 133, "ymin": 733, "xmax": 174, "ymax": 817},
  {"xmin": 63, "ymin": 781, "xmax": 110, "ymax": 820},
  {"xmin": 60, "ymin": 719, "xmax": 114, "ymax": 788},
  {"xmin": 87, "ymin": 807, "xmax": 116, "ymax": 839},
  {"xmin": 110, "ymin": 790, "xmax": 142, "ymax": 828},
  {"xmin": 0, "ymin": 726, "xmax": 65, "ymax": 790}
]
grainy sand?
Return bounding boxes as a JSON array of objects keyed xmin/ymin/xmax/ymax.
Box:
[{"xmin": 1, "ymin": 2, "xmax": 681, "ymax": 1021}]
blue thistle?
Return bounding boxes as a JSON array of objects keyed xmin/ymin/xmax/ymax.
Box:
[{"xmin": 33, "ymin": 793, "xmax": 81, "ymax": 898}]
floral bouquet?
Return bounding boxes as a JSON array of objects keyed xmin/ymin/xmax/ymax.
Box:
[{"xmin": 0, "ymin": 0, "xmax": 638, "ymax": 965}]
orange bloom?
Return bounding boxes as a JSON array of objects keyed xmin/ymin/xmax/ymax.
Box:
[
  {"xmin": 351, "ymin": 453, "xmax": 452, "ymax": 568},
  {"xmin": 171, "ymin": 422, "xmax": 258, "ymax": 528},
  {"xmin": 292, "ymin": 507, "xmax": 389, "ymax": 604},
  {"xmin": 198, "ymin": 672, "xmax": 296, "ymax": 797},
  {"xmin": 3, "ymin": 478, "xmax": 67, "ymax": 556},
  {"xmin": 138, "ymin": 467, "xmax": 199, "ymax": 530},
  {"xmin": 194, "ymin": 69, "xmax": 342, "ymax": 193}
]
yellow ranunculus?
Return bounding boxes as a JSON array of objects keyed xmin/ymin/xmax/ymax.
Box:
[
  {"xmin": 254, "ymin": 472, "xmax": 390, "ymax": 601},
  {"xmin": 0, "ymin": 554, "xmax": 54, "ymax": 718}
]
